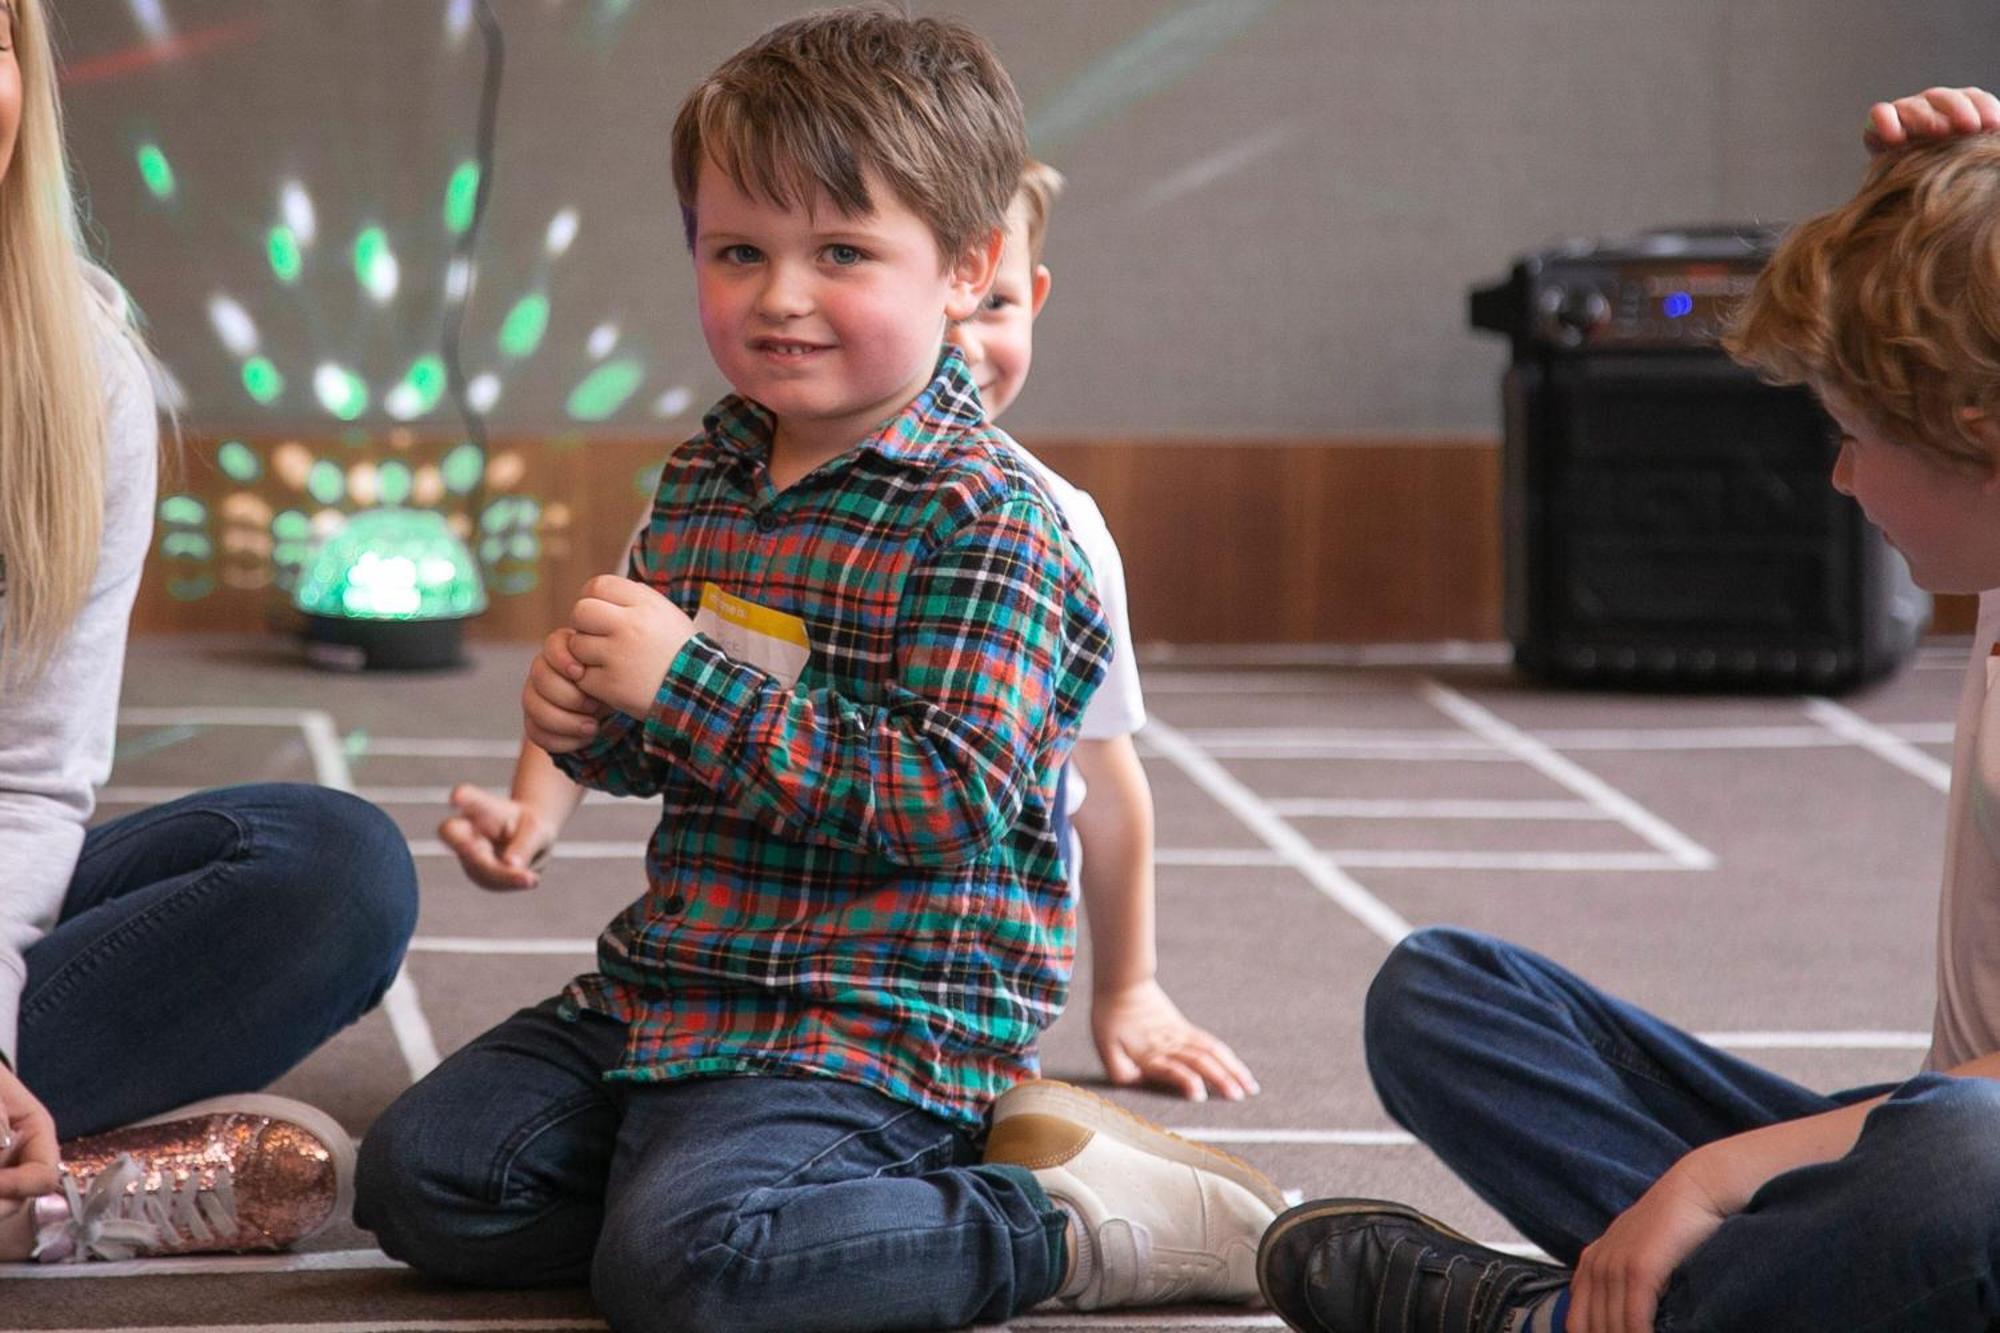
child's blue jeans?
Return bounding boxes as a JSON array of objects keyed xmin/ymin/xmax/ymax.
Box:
[
  {"xmin": 19, "ymin": 782, "xmax": 418, "ymax": 1138},
  {"xmin": 1368, "ymin": 926, "xmax": 2000, "ymax": 1331},
  {"xmin": 354, "ymin": 1000, "xmax": 1067, "ymax": 1333}
]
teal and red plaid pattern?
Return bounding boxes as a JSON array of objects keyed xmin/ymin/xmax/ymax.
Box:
[{"xmin": 552, "ymin": 347, "xmax": 1110, "ymax": 1125}]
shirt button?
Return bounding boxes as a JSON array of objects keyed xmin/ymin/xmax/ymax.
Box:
[
  {"xmin": 755, "ymin": 511, "xmax": 780, "ymax": 533},
  {"xmin": 661, "ymin": 894, "xmax": 687, "ymax": 914}
]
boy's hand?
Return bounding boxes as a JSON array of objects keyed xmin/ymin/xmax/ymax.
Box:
[
  {"xmin": 1091, "ymin": 978, "xmax": 1259, "ymax": 1103},
  {"xmin": 566, "ymin": 575, "xmax": 695, "ymax": 719},
  {"xmin": 1865, "ymin": 86, "xmax": 2000, "ymax": 152},
  {"xmin": 439, "ymin": 783, "xmax": 556, "ymax": 891},
  {"xmin": 1568, "ymin": 1156, "xmax": 1728, "ymax": 1333},
  {"xmin": 524, "ymin": 628, "xmax": 606, "ymax": 755}
]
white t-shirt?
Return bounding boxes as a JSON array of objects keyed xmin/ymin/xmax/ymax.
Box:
[
  {"xmin": 1005, "ymin": 441, "xmax": 1145, "ymax": 828},
  {"xmin": 1929, "ymin": 590, "xmax": 2000, "ymax": 1070},
  {"xmin": 0, "ymin": 269, "xmax": 158, "ymax": 1067}
]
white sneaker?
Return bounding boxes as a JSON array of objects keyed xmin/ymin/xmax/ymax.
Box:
[{"xmin": 984, "ymin": 1079, "xmax": 1282, "ymax": 1310}]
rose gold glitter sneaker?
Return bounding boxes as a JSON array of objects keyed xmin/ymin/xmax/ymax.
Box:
[{"xmin": 31, "ymin": 1094, "xmax": 353, "ymax": 1263}]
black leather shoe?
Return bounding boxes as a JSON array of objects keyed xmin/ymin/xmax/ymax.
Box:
[{"xmin": 1258, "ymin": 1198, "xmax": 1569, "ymax": 1333}]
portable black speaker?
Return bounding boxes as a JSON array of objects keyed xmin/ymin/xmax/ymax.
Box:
[{"xmin": 1470, "ymin": 225, "xmax": 1927, "ymax": 692}]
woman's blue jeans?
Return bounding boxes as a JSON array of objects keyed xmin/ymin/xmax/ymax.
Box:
[
  {"xmin": 1368, "ymin": 926, "xmax": 2000, "ymax": 1331},
  {"xmin": 354, "ymin": 1000, "xmax": 1066, "ymax": 1333},
  {"xmin": 16, "ymin": 783, "xmax": 418, "ymax": 1139}
]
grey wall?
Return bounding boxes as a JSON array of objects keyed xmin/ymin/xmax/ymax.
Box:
[{"xmin": 55, "ymin": 1, "xmax": 2000, "ymax": 439}]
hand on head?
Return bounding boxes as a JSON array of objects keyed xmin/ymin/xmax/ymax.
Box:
[{"xmin": 1865, "ymin": 85, "xmax": 2000, "ymax": 152}]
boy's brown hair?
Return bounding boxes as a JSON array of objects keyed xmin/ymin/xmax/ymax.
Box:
[
  {"xmin": 1727, "ymin": 136, "xmax": 2000, "ymax": 469},
  {"xmin": 1013, "ymin": 159, "xmax": 1066, "ymax": 268},
  {"xmin": 670, "ymin": 5, "xmax": 1025, "ymax": 267}
]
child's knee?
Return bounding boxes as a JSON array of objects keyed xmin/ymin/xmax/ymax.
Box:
[
  {"xmin": 589, "ymin": 1199, "xmax": 772, "ymax": 1333},
  {"xmin": 1364, "ymin": 926, "xmax": 1483, "ymax": 1054}
]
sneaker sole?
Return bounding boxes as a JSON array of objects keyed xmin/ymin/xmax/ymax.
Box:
[
  {"xmin": 991, "ymin": 1079, "xmax": 1288, "ymax": 1213},
  {"xmin": 132, "ymin": 1093, "xmax": 357, "ymax": 1240},
  {"xmin": 1257, "ymin": 1197, "xmax": 1479, "ymax": 1315}
]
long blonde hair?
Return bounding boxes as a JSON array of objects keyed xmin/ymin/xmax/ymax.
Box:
[{"xmin": 0, "ymin": 0, "xmax": 124, "ymax": 681}]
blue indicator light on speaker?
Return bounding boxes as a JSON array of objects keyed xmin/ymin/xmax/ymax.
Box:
[{"xmin": 1663, "ymin": 292, "xmax": 1695, "ymax": 319}]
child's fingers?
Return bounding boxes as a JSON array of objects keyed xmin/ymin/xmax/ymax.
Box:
[
  {"xmin": 1970, "ymin": 86, "xmax": 2000, "ymax": 131},
  {"xmin": 1144, "ymin": 1052, "xmax": 1209, "ymax": 1103},
  {"xmin": 569, "ymin": 598, "xmax": 623, "ymax": 638},
  {"xmin": 527, "ymin": 654, "xmax": 597, "ymax": 716},
  {"xmin": 541, "ymin": 629, "xmax": 587, "ymax": 681},
  {"xmin": 579, "ymin": 574, "xmax": 652, "ymax": 607},
  {"xmin": 567, "ymin": 630, "xmax": 614, "ymax": 668}
]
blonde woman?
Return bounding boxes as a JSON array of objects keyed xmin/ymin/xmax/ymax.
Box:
[{"xmin": 0, "ymin": 0, "xmax": 416, "ymax": 1263}]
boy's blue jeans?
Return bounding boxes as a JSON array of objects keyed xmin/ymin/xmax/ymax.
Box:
[
  {"xmin": 1369, "ymin": 926, "xmax": 2000, "ymax": 1331},
  {"xmin": 354, "ymin": 1000, "xmax": 1067, "ymax": 1333},
  {"xmin": 19, "ymin": 783, "xmax": 418, "ymax": 1138}
]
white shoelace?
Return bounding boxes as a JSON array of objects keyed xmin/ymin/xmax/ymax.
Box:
[{"xmin": 32, "ymin": 1152, "xmax": 240, "ymax": 1263}]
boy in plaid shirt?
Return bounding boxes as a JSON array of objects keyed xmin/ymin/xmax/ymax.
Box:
[{"xmin": 356, "ymin": 9, "xmax": 1279, "ymax": 1328}]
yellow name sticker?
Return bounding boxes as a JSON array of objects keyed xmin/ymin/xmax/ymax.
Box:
[{"xmin": 692, "ymin": 583, "xmax": 812, "ymax": 689}]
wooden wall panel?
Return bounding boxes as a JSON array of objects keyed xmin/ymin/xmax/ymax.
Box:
[{"xmin": 132, "ymin": 435, "xmax": 1972, "ymax": 646}]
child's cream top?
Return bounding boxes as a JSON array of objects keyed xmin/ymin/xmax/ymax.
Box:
[
  {"xmin": 1929, "ymin": 589, "xmax": 2000, "ymax": 1070},
  {"xmin": 0, "ymin": 269, "xmax": 158, "ymax": 1068}
]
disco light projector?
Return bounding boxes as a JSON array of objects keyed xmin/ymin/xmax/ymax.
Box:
[{"xmin": 293, "ymin": 508, "xmax": 487, "ymax": 670}]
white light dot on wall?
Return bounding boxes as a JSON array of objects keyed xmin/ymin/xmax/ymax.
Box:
[
  {"xmin": 446, "ymin": 0, "xmax": 475, "ymax": 43},
  {"xmin": 467, "ymin": 374, "xmax": 502, "ymax": 414},
  {"xmin": 653, "ymin": 386, "xmax": 694, "ymax": 418},
  {"xmin": 363, "ymin": 249, "xmax": 401, "ymax": 306},
  {"xmin": 207, "ymin": 294, "xmax": 259, "ymax": 358},
  {"xmin": 545, "ymin": 208, "xmax": 581, "ymax": 258},
  {"xmin": 128, "ymin": 0, "xmax": 171, "ymax": 42},
  {"xmin": 587, "ymin": 323, "xmax": 620, "ymax": 359},
  {"xmin": 280, "ymin": 180, "xmax": 317, "ymax": 246},
  {"xmin": 445, "ymin": 257, "xmax": 475, "ymax": 306},
  {"xmin": 384, "ymin": 382, "xmax": 424, "ymax": 422}
]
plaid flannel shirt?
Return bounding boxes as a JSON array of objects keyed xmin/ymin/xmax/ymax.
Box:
[{"xmin": 551, "ymin": 347, "xmax": 1111, "ymax": 1125}]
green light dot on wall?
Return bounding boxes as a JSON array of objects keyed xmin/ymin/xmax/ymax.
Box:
[
  {"xmin": 498, "ymin": 293, "xmax": 550, "ymax": 358},
  {"xmin": 216, "ymin": 440, "xmax": 261, "ymax": 482},
  {"xmin": 159, "ymin": 495, "xmax": 206, "ymax": 525},
  {"xmin": 267, "ymin": 227, "xmax": 303, "ymax": 284},
  {"xmin": 566, "ymin": 359, "xmax": 645, "ymax": 423},
  {"xmin": 273, "ymin": 510, "xmax": 312, "ymax": 541},
  {"xmin": 169, "ymin": 575, "xmax": 217, "ymax": 602},
  {"xmin": 377, "ymin": 460, "xmax": 413, "ymax": 506},
  {"xmin": 162, "ymin": 533, "xmax": 214, "ymax": 560},
  {"xmin": 307, "ymin": 459, "xmax": 346, "ymax": 506},
  {"xmin": 136, "ymin": 144, "xmax": 176, "ymax": 200},
  {"xmin": 445, "ymin": 161, "xmax": 481, "ymax": 235},
  {"xmin": 508, "ymin": 534, "xmax": 539, "ymax": 561},
  {"xmin": 442, "ymin": 443, "xmax": 486, "ymax": 495},
  {"xmin": 242, "ymin": 357, "xmax": 285, "ymax": 405}
]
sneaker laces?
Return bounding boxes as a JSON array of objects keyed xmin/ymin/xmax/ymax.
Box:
[{"xmin": 32, "ymin": 1152, "xmax": 240, "ymax": 1263}]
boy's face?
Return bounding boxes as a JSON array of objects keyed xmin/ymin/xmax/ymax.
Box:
[
  {"xmin": 949, "ymin": 204, "xmax": 1050, "ymax": 420},
  {"xmin": 1826, "ymin": 391, "xmax": 2000, "ymax": 593},
  {"xmin": 691, "ymin": 158, "xmax": 994, "ymax": 456}
]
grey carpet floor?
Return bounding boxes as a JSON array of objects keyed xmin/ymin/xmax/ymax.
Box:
[{"xmin": 0, "ymin": 634, "xmax": 1962, "ymax": 1331}]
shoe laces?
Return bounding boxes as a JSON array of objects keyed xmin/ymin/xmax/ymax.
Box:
[{"xmin": 32, "ymin": 1152, "xmax": 240, "ymax": 1263}]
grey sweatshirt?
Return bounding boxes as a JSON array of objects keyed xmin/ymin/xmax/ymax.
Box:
[{"xmin": 0, "ymin": 269, "xmax": 158, "ymax": 1067}]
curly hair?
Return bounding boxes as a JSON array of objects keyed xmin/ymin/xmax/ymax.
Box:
[{"xmin": 1726, "ymin": 136, "xmax": 2000, "ymax": 470}]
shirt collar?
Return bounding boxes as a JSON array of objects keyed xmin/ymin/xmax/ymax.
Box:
[{"xmin": 700, "ymin": 345, "xmax": 988, "ymax": 470}]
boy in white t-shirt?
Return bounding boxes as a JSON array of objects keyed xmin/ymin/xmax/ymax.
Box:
[
  {"xmin": 1257, "ymin": 88, "xmax": 2000, "ymax": 1333},
  {"xmin": 950, "ymin": 161, "xmax": 1258, "ymax": 1102}
]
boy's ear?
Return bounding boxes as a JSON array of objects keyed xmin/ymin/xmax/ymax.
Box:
[
  {"xmin": 1030, "ymin": 264, "xmax": 1053, "ymax": 318},
  {"xmin": 945, "ymin": 227, "xmax": 1005, "ymax": 323},
  {"xmin": 1960, "ymin": 407, "xmax": 2000, "ymax": 488}
]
